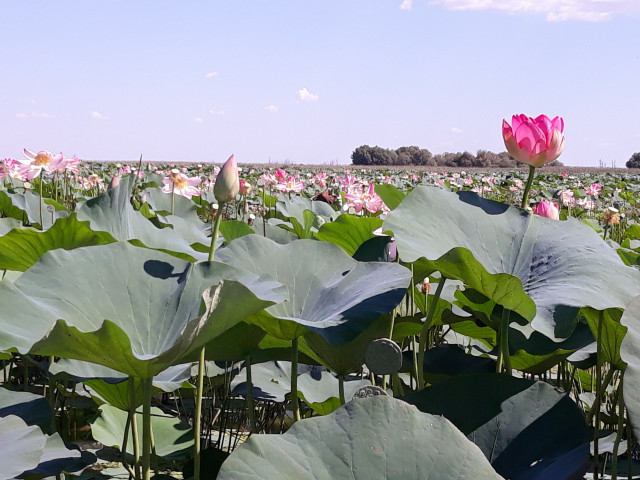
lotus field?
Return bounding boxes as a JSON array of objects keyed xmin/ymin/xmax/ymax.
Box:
[{"xmin": 3, "ymin": 117, "xmax": 640, "ymax": 479}]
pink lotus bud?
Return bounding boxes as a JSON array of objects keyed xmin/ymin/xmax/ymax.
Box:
[
  {"xmin": 108, "ymin": 176, "xmax": 119, "ymax": 190},
  {"xmin": 214, "ymin": 154, "xmax": 239, "ymax": 203},
  {"xmin": 239, "ymin": 180, "xmax": 252, "ymax": 195},
  {"xmin": 533, "ymin": 201, "xmax": 559, "ymax": 220}
]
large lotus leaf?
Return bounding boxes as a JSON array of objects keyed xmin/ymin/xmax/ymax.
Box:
[
  {"xmin": 619, "ymin": 295, "xmax": 640, "ymax": 440},
  {"xmin": 50, "ymin": 360, "xmax": 193, "ymax": 410},
  {"xmin": 0, "ymin": 242, "xmax": 286, "ymax": 378},
  {"xmin": 581, "ymin": 307, "xmax": 626, "ymax": 370},
  {"xmin": 180, "ymin": 321, "xmax": 266, "ymax": 362},
  {"xmin": 217, "ymin": 396, "xmax": 503, "ymax": 479},
  {"xmin": 384, "ymin": 187, "xmax": 640, "ymax": 341},
  {"xmin": 76, "ymin": 175, "xmax": 209, "ymax": 261},
  {"xmin": 0, "ymin": 214, "xmax": 116, "ymax": 271},
  {"xmin": 0, "ymin": 217, "xmax": 22, "ymax": 235},
  {"xmin": 0, "ymin": 415, "xmax": 47, "ymax": 480},
  {"xmin": 231, "ymin": 361, "xmax": 295, "ymax": 403},
  {"xmin": 251, "ymin": 216, "xmax": 298, "ymax": 244},
  {"xmin": 402, "ymin": 373, "xmax": 589, "ymax": 479},
  {"xmin": 296, "ymin": 370, "xmax": 370, "ymax": 415},
  {"xmin": 18, "ymin": 432, "xmax": 94, "ymax": 480},
  {"xmin": 0, "ymin": 388, "xmax": 52, "ymax": 430},
  {"xmin": 143, "ymin": 186, "xmax": 202, "ymax": 223},
  {"xmin": 0, "ymin": 190, "xmax": 69, "ymax": 230},
  {"xmin": 374, "ymin": 184, "xmax": 406, "ymax": 211},
  {"xmin": 216, "ymin": 235, "xmax": 411, "ymax": 344},
  {"xmin": 276, "ymin": 195, "xmax": 337, "ymax": 225},
  {"xmin": 91, "ymin": 404, "xmax": 193, "ymax": 458},
  {"xmin": 313, "ymin": 214, "xmax": 383, "ymax": 256}
]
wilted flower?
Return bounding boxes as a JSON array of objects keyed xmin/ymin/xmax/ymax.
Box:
[
  {"xmin": 603, "ymin": 207, "xmax": 620, "ymax": 226},
  {"xmin": 502, "ymin": 114, "xmax": 565, "ymax": 167},
  {"xmin": 239, "ymin": 180, "xmax": 252, "ymax": 195},
  {"xmin": 533, "ymin": 201, "xmax": 559, "ymax": 220}
]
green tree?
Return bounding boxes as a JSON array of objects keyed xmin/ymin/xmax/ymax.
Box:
[{"xmin": 626, "ymin": 152, "xmax": 640, "ymax": 168}]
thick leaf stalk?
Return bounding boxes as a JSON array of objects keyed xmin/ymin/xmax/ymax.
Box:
[
  {"xmin": 291, "ymin": 337, "xmax": 301, "ymax": 422},
  {"xmin": 417, "ymin": 279, "xmax": 446, "ymax": 389},
  {"xmin": 496, "ymin": 308, "xmax": 512, "ymax": 375},
  {"xmin": 141, "ymin": 377, "xmax": 153, "ymax": 480},
  {"xmin": 521, "ymin": 165, "xmax": 536, "ymax": 210}
]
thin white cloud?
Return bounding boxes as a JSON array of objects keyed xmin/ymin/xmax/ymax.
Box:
[
  {"xmin": 205, "ymin": 72, "xmax": 219, "ymax": 78},
  {"xmin": 451, "ymin": 127, "xmax": 463, "ymax": 133},
  {"xmin": 429, "ymin": 0, "xmax": 640, "ymax": 21},
  {"xmin": 400, "ymin": 0, "xmax": 413, "ymax": 10},
  {"xmin": 265, "ymin": 104, "xmax": 278, "ymax": 112},
  {"xmin": 209, "ymin": 109, "xmax": 225, "ymax": 115},
  {"xmin": 16, "ymin": 112, "xmax": 53, "ymax": 119},
  {"xmin": 195, "ymin": 117, "xmax": 204, "ymax": 123},
  {"xmin": 91, "ymin": 111, "xmax": 109, "ymax": 120},
  {"xmin": 296, "ymin": 87, "xmax": 319, "ymax": 103}
]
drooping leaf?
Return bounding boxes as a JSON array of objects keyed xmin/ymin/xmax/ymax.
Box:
[
  {"xmin": 0, "ymin": 415, "xmax": 47, "ymax": 480},
  {"xmin": 384, "ymin": 187, "xmax": 640, "ymax": 340},
  {"xmin": 402, "ymin": 373, "xmax": 589, "ymax": 479},
  {"xmin": 374, "ymin": 184, "xmax": 406, "ymax": 211},
  {"xmin": 619, "ymin": 295, "xmax": 640, "ymax": 439},
  {"xmin": 91, "ymin": 405, "xmax": 193, "ymax": 458},
  {"xmin": 18, "ymin": 432, "xmax": 95, "ymax": 480},
  {"xmin": 314, "ymin": 214, "xmax": 383, "ymax": 256},
  {"xmin": 217, "ymin": 396, "xmax": 503, "ymax": 479},
  {"xmin": 0, "ymin": 388, "xmax": 52, "ymax": 431},
  {"xmin": 216, "ymin": 235, "xmax": 411, "ymax": 345},
  {"xmin": 0, "ymin": 242, "xmax": 286, "ymax": 378},
  {"xmin": 219, "ymin": 220, "xmax": 255, "ymax": 243}
]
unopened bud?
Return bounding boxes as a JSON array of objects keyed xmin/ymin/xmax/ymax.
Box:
[
  {"xmin": 214, "ymin": 154, "xmax": 240, "ymax": 203},
  {"xmin": 108, "ymin": 176, "xmax": 119, "ymax": 190},
  {"xmin": 420, "ymin": 277, "xmax": 431, "ymax": 294}
]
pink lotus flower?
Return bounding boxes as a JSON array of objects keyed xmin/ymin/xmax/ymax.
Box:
[
  {"xmin": 274, "ymin": 176, "xmax": 305, "ymax": 193},
  {"xmin": 239, "ymin": 180, "xmax": 252, "ymax": 195},
  {"xmin": 585, "ymin": 183, "xmax": 602, "ymax": 197},
  {"xmin": 534, "ymin": 201, "xmax": 559, "ymax": 220},
  {"xmin": 20, "ymin": 148, "xmax": 65, "ymax": 179},
  {"xmin": 343, "ymin": 183, "xmax": 386, "ymax": 214},
  {"xmin": 274, "ymin": 169, "xmax": 287, "ymax": 182},
  {"xmin": 502, "ymin": 114, "xmax": 565, "ymax": 167},
  {"xmin": 162, "ymin": 169, "xmax": 202, "ymax": 199},
  {"xmin": 559, "ymin": 189, "xmax": 575, "ymax": 207}
]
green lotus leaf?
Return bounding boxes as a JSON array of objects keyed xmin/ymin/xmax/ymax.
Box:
[
  {"xmin": 76, "ymin": 175, "xmax": 209, "ymax": 261},
  {"xmin": 0, "ymin": 190, "xmax": 69, "ymax": 230},
  {"xmin": 91, "ymin": 404, "xmax": 193, "ymax": 458},
  {"xmin": 0, "ymin": 388, "xmax": 52, "ymax": 431},
  {"xmin": 384, "ymin": 187, "xmax": 640, "ymax": 340},
  {"xmin": 19, "ymin": 432, "xmax": 95, "ymax": 480},
  {"xmin": 217, "ymin": 396, "xmax": 503, "ymax": 479},
  {"xmin": 0, "ymin": 242, "xmax": 286, "ymax": 378},
  {"xmin": 0, "ymin": 217, "xmax": 22, "ymax": 236},
  {"xmin": 0, "ymin": 214, "xmax": 116, "ymax": 271},
  {"xmin": 619, "ymin": 295, "xmax": 640, "ymax": 439},
  {"xmin": 0, "ymin": 415, "xmax": 47, "ymax": 480},
  {"xmin": 216, "ymin": 235, "xmax": 411, "ymax": 344},
  {"xmin": 402, "ymin": 373, "xmax": 589, "ymax": 479},
  {"xmin": 143, "ymin": 186, "xmax": 203, "ymax": 223},
  {"xmin": 219, "ymin": 220, "xmax": 255, "ymax": 243},
  {"xmin": 581, "ymin": 307, "xmax": 626, "ymax": 370},
  {"xmin": 313, "ymin": 214, "xmax": 382, "ymax": 256},
  {"xmin": 276, "ymin": 195, "xmax": 336, "ymax": 225},
  {"xmin": 374, "ymin": 184, "xmax": 406, "ymax": 211}
]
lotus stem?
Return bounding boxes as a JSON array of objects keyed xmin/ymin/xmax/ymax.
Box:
[
  {"xmin": 209, "ymin": 201, "xmax": 225, "ymax": 262},
  {"xmin": 141, "ymin": 377, "xmax": 153, "ymax": 480},
  {"xmin": 496, "ymin": 308, "xmax": 512, "ymax": 375},
  {"xmin": 39, "ymin": 170, "xmax": 44, "ymax": 230},
  {"xmin": 417, "ymin": 279, "xmax": 446, "ymax": 389},
  {"xmin": 194, "ymin": 346, "xmax": 205, "ymax": 480},
  {"xmin": 593, "ymin": 311, "xmax": 604, "ymax": 479},
  {"xmin": 171, "ymin": 189, "xmax": 175, "ymax": 216},
  {"xmin": 521, "ymin": 165, "xmax": 536, "ymax": 210},
  {"xmin": 338, "ymin": 375, "xmax": 346, "ymax": 406},
  {"xmin": 121, "ymin": 407, "xmax": 136, "ymax": 478},
  {"xmin": 245, "ymin": 354, "xmax": 256, "ymax": 433},
  {"xmin": 611, "ymin": 372, "xmax": 625, "ymax": 480},
  {"xmin": 291, "ymin": 337, "xmax": 301, "ymax": 422},
  {"xmin": 130, "ymin": 378, "xmax": 141, "ymax": 480},
  {"xmin": 586, "ymin": 368, "xmax": 616, "ymax": 425}
]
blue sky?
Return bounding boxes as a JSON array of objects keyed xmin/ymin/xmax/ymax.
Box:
[{"xmin": 1, "ymin": 0, "xmax": 639, "ymax": 166}]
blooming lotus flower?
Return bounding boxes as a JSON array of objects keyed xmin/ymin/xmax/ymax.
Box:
[
  {"xmin": 20, "ymin": 148, "xmax": 65, "ymax": 178},
  {"xmin": 274, "ymin": 169, "xmax": 287, "ymax": 182},
  {"xmin": 502, "ymin": 114, "xmax": 565, "ymax": 168},
  {"xmin": 585, "ymin": 183, "xmax": 602, "ymax": 197},
  {"xmin": 344, "ymin": 183, "xmax": 386, "ymax": 214},
  {"xmin": 274, "ymin": 176, "xmax": 305, "ymax": 194},
  {"xmin": 534, "ymin": 201, "xmax": 560, "ymax": 220},
  {"xmin": 162, "ymin": 169, "xmax": 202, "ymax": 199},
  {"xmin": 214, "ymin": 154, "xmax": 239, "ymax": 203}
]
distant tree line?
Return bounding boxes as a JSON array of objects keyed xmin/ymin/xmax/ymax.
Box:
[
  {"xmin": 351, "ymin": 145, "xmax": 563, "ymax": 168},
  {"xmin": 626, "ymin": 152, "xmax": 640, "ymax": 168}
]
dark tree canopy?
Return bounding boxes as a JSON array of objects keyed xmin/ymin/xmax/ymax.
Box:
[
  {"xmin": 351, "ymin": 145, "xmax": 563, "ymax": 168},
  {"xmin": 627, "ymin": 152, "xmax": 640, "ymax": 168}
]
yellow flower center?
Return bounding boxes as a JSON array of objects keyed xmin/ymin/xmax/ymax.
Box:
[
  {"xmin": 34, "ymin": 153, "xmax": 51, "ymax": 166},
  {"xmin": 171, "ymin": 173, "xmax": 188, "ymax": 190}
]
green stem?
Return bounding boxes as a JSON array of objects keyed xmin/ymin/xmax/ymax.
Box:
[
  {"xmin": 209, "ymin": 201, "xmax": 225, "ymax": 262},
  {"xmin": 291, "ymin": 338, "xmax": 301, "ymax": 422},
  {"xmin": 594, "ymin": 311, "xmax": 604, "ymax": 479},
  {"xmin": 245, "ymin": 354, "xmax": 256, "ymax": 433},
  {"xmin": 39, "ymin": 170, "xmax": 44, "ymax": 230},
  {"xmin": 171, "ymin": 188, "xmax": 175, "ymax": 215},
  {"xmin": 130, "ymin": 378, "xmax": 141, "ymax": 480},
  {"xmin": 611, "ymin": 372, "xmax": 625, "ymax": 480},
  {"xmin": 194, "ymin": 346, "xmax": 205, "ymax": 480},
  {"xmin": 521, "ymin": 165, "xmax": 536, "ymax": 210},
  {"xmin": 338, "ymin": 375, "xmax": 346, "ymax": 406},
  {"xmin": 141, "ymin": 377, "xmax": 152, "ymax": 480},
  {"xmin": 496, "ymin": 308, "xmax": 512, "ymax": 375},
  {"xmin": 417, "ymin": 279, "xmax": 446, "ymax": 389}
]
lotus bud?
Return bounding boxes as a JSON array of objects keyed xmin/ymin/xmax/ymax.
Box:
[
  {"xmin": 108, "ymin": 176, "xmax": 119, "ymax": 190},
  {"xmin": 214, "ymin": 154, "xmax": 240, "ymax": 203},
  {"xmin": 239, "ymin": 180, "xmax": 253, "ymax": 195},
  {"xmin": 421, "ymin": 277, "xmax": 432, "ymax": 294},
  {"xmin": 248, "ymin": 213, "xmax": 256, "ymax": 226}
]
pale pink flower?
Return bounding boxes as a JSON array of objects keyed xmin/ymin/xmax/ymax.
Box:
[
  {"xmin": 313, "ymin": 172, "xmax": 328, "ymax": 188},
  {"xmin": 343, "ymin": 183, "xmax": 386, "ymax": 214},
  {"xmin": 559, "ymin": 189, "xmax": 575, "ymax": 207},
  {"xmin": 162, "ymin": 170, "xmax": 202, "ymax": 199},
  {"xmin": 585, "ymin": 183, "xmax": 602, "ymax": 197},
  {"xmin": 274, "ymin": 176, "xmax": 305, "ymax": 193},
  {"xmin": 260, "ymin": 172, "xmax": 277, "ymax": 185},
  {"xmin": 463, "ymin": 177, "xmax": 474, "ymax": 186},
  {"xmin": 577, "ymin": 198, "xmax": 596, "ymax": 211},
  {"xmin": 20, "ymin": 148, "xmax": 65, "ymax": 178}
]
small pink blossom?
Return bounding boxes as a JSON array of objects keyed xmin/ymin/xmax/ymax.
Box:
[
  {"xmin": 533, "ymin": 201, "xmax": 559, "ymax": 220},
  {"xmin": 585, "ymin": 183, "xmax": 602, "ymax": 197}
]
